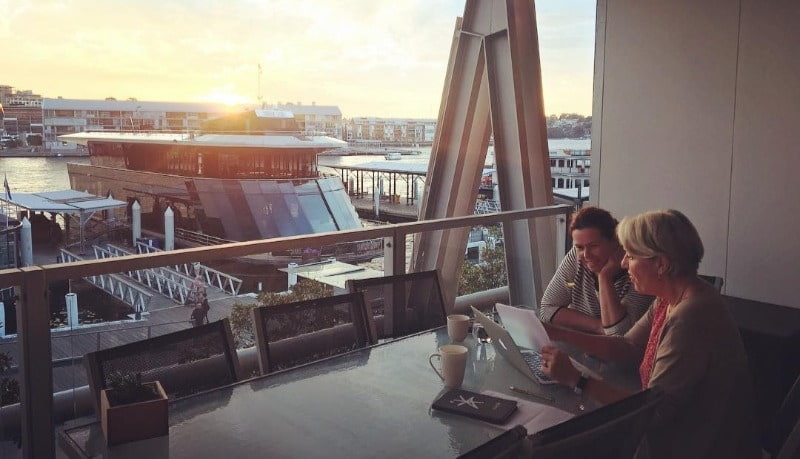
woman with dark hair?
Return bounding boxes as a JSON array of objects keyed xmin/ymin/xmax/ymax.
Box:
[
  {"xmin": 540, "ymin": 206, "xmax": 653, "ymax": 336},
  {"xmin": 540, "ymin": 209, "xmax": 759, "ymax": 459}
]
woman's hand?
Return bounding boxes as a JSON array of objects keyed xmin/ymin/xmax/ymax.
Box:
[
  {"xmin": 540, "ymin": 345, "xmax": 581, "ymax": 387},
  {"xmin": 598, "ymin": 246, "xmax": 624, "ymax": 281}
]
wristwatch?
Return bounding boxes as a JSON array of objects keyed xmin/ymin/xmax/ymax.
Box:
[{"xmin": 573, "ymin": 374, "xmax": 589, "ymax": 395}]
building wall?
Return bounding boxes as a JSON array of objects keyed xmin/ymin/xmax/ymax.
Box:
[{"xmin": 591, "ymin": 0, "xmax": 800, "ymax": 307}]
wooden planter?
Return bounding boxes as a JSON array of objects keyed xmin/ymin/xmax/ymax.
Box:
[{"xmin": 101, "ymin": 381, "xmax": 169, "ymax": 446}]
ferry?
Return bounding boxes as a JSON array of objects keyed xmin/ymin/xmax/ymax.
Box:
[{"xmin": 59, "ymin": 109, "xmax": 382, "ymax": 288}]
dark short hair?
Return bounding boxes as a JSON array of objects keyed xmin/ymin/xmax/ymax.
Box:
[{"xmin": 569, "ymin": 206, "xmax": 618, "ymax": 241}]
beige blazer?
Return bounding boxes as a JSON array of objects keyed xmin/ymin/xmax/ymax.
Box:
[{"xmin": 625, "ymin": 283, "xmax": 760, "ymax": 459}]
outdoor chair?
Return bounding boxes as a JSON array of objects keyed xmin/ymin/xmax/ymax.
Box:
[
  {"xmin": 251, "ymin": 292, "xmax": 372, "ymax": 374},
  {"xmin": 457, "ymin": 425, "xmax": 527, "ymax": 459},
  {"xmin": 522, "ymin": 388, "xmax": 663, "ymax": 459},
  {"xmin": 765, "ymin": 371, "xmax": 800, "ymax": 458},
  {"xmin": 346, "ymin": 270, "xmax": 448, "ymax": 342},
  {"xmin": 83, "ymin": 318, "xmax": 242, "ymax": 416}
]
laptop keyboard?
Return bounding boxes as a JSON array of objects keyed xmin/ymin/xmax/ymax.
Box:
[{"xmin": 521, "ymin": 351, "xmax": 556, "ymax": 384}]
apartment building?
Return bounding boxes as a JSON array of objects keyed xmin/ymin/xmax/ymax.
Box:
[
  {"xmin": 41, "ymin": 99, "xmax": 230, "ymax": 149},
  {"xmin": 346, "ymin": 117, "xmax": 436, "ymax": 144}
]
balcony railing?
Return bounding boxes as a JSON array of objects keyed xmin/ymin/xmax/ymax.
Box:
[{"xmin": 0, "ymin": 203, "xmax": 571, "ymax": 458}]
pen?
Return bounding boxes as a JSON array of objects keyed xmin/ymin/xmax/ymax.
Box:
[{"xmin": 509, "ymin": 385, "xmax": 555, "ymax": 403}]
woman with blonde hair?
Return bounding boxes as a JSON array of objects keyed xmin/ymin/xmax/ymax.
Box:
[{"xmin": 540, "ymin": 209, "xmax": 759, "ymax": 459}]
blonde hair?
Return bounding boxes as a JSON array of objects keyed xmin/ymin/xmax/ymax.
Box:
[{"xmin": 616, "ymin": 209, "xmax": 704, "ymax": 277}]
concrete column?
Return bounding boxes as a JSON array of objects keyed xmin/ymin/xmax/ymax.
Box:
[
  {"xmin": 348, "ymin": 176, "xmax": 356, "ymax": 196},
  {"xmin": 65, "ymin": 293, "xmax": 79, "ymax": 328},
  {"xmin": 379, "ymin": 176, "xmax": 385, "ymax": 197},
  {"xmin": 164, "ymin": 206, "xmax": 174, "ymax": 251},
  {"xmin": 287, "ymin": 262, "xmax": 298, "ymax": 290},
  {"xmin": 131, "ymin": 200, "xmax": 141, "ymax": 242},
  {"xmin": 21, "ymin": 217, "xmax": 32, "ymax": 267}
]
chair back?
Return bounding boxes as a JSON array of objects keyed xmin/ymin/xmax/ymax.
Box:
[
  {"xmin": 699, "ymin": 274, "xmax": 724, "ymax": 293},
  {"xmin": 251, "ymin": 292, "xmax": 371, "ymax": 374},
  {"xmin": 767, "ymin": 371, "xmax": 800, "ymax": 457},
  {"xmin": 346, "ymin": 270, "xmax": 447, "ymax": 341},
  {"xmin": 458, "ymin": 425, "xmax": 527, "ymax": 459},
  {"xmin": 84, "ymin": 318, "xmax": 241, "ymax": 416},
  {"xmin": 525, "ymin": 388, "xmax": 663, "ymax": 459}
]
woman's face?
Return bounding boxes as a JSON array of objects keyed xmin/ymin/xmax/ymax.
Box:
[
  {"xmin": 572, "ymin": 227, "xmax": 618, "ymax": 274},
  {"xmin": 621, "ymin": 252, "xmax": 661, "ymax": 295}
]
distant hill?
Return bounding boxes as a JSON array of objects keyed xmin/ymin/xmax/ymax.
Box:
[{"xmin": 546, "ymin": 113, "xmax": 591, "ymax": 139}]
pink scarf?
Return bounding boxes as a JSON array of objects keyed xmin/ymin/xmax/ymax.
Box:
[{"xmin": 639, "ymin": 298, "xmax": 668, "ymax": 389}]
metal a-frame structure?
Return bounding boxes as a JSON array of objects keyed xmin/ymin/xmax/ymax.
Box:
[{"xmin": 412, "ymin": 0, "xmax": 556, "ymax": 309}]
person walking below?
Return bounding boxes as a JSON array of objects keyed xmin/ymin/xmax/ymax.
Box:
[
  {"xmin": 190, "ymin": 304, "xmax": 205, "ymax": 327},
  {"xmin": 200, "ymin": 293, "xmax": 211, "ymax": 324}
]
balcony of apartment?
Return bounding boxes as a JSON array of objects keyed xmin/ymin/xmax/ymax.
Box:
[
  {"xmin": 0, "ymin": 204, "xmax": 577, "ymax": 457},
  {"xmin": 2, "ymin": 0, "xmax": 799, "ymax": 456}
]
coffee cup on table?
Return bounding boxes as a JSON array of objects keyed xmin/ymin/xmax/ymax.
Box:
[
  {"xmin": 447, "ymin": 314, "xmax": 470, "ymax": 342},
  {"xmin": 428, "ymin": 344, "xmax": 468, "ymax": 388}
]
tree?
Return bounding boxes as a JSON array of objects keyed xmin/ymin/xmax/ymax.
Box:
[{"xmin": 458, "ymin": 226, "xmax": 508, "ymax": 295}]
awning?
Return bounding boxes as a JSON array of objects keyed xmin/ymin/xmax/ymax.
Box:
[{"xmin": 0, "ymin": 189, "xmax": 126, "ymax": 214}]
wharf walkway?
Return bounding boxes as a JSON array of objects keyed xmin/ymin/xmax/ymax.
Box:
[
  {"xmin": 1, "ymin": 241, "xmax": 259, "ymax": 392},
  {"xmin": 350, "ymin": 195, "xmax": 420, "ymax": 222}
]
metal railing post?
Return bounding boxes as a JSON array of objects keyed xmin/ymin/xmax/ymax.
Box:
[{"xmin": 17, "ymin": 267, "xmax": 55, "ymax": 458}]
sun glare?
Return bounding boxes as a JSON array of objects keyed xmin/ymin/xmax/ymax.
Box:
[{"xmin": 201, "ymin": 89, "xmax": 252, "ymax": 107}]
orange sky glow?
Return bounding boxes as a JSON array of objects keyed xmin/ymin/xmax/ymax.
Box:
[{"xmin": 1, "ymin": 0, "xmax": 596, "ymax": 118}]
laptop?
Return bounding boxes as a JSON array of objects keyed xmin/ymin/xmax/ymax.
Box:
[
  {"xmin": 472, "ymin": 306, "xmax": 557, "ymax": 385},
  {"xmin": 472, "ymin": 306, "xmax": 599, "ymax": 386}
]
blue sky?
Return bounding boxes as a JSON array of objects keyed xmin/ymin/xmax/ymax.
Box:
[{"xmin": 0, "ymin": 0, "xmax": 596, "ymax": 117}]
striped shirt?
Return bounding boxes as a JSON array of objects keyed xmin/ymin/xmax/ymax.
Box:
[{"xmin": 539, "ymin": 247, "xmax": 654, "ymax": 336}]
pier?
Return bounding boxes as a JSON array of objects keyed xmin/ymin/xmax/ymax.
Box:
[{"xmin": 325, "ymin": 161, "xmax": 426, "ymax": 222}]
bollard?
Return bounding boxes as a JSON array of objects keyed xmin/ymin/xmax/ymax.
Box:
[
  {"xmin": 164, "ymin": 207, "xmax": 174, "ymax": 250},
  {"xmin": 132, "ymin": 200, "xmax": 142, "ymax": 242},
  {"xmin": 65, "ymin": 293, "xmax": 79, "ymax": 328}
]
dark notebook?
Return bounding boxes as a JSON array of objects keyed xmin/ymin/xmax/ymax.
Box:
[{"xmin": 432, "ymin": 389, "xmax": 518, "ymax": 424}]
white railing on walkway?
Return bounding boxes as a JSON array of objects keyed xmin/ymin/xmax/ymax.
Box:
[
  {"xmin": 135, "ymin": 242, "xmax": 242, "ymax": 295},
  {"xmin": 58, "ymin": 249, "xmax": 152, "ymax": 313},
  {"xmin": 94, "ymin": 244, "xmax": 194, "ymax": 305}
]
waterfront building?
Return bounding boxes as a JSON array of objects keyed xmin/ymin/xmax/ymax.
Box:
[
  {"xmin": 0, "ymin": 85, "xmax": 42, "ymax": 107},
  {"xmin": 41, "ymin": 98, "xmax": 231, "ymax": 150},
  {"xmin": 40, "ymin": 99, "xmax": 345, "ymax": 149},
  {"xmin": 275, "ymin": 102, "xmax": 343, "ymax": 138},
  {"xmin": 346, "ymin": 117, "xmax": 436, "ymax": 144}
]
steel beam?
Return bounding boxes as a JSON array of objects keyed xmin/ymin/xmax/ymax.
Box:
[{"xmin": 413, "ymin": 0, "xmax": 556, "ymax": 307}]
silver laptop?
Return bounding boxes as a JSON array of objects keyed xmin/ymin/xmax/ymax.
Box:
[{"xmin": 471, "ymin": 306, "xmax": 557, "ymax": 385}]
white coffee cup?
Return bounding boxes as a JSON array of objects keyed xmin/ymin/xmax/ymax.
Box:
[
  {"xmin": 429, "ymin": 344, "xmax": 468, "ymax": 388},
  {"xmin": 447, "ymin": 314, "xmax": 470, "ymax": 342}
]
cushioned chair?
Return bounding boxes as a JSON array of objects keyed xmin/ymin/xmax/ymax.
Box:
[
  {"xmin": 523, "ymin": 388, "xmax": 663, "ymax": 459},
  {"xmin": 346, "ymin": 270, "xmax": 448, "ymax": 341},
  {"xmin": 457, "ymin": 425, "xmax": 527, "ymax": 459},
  {"xmin": 251, "ymin": 292, "xmax": 372, "ymax": 374},
  {"xmin": 84, "ymin": 318, "xmax": 242, "ymax": 416},
  {"xmin": 766, "ymin": 371, "xmax": 800, "ymax": 458}
]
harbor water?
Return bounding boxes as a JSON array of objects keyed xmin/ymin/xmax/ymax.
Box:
[{"xmin": 0, "ymin": 138, "xmax": 589, "ymax": 195}]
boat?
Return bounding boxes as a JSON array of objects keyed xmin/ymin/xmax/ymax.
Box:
[
  {"xmin": 59, "ymin": 108, "xmax": 383, "ymax": 289},
  {"xmin": 384, "ymin": 152, "xmax": 402, "ymax": 160}
]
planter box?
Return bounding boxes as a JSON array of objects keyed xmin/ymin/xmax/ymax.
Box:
[{"xmin": 101, "ymin": 381, "xmax": 169, "ymax": 446}]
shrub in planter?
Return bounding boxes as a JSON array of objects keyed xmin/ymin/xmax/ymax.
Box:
[{"xmin": 101, "ymin": 372, "xmax": 168, "ymax": 446}]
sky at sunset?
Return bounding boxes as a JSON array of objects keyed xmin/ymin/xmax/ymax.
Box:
[{"xmin": 0, "ymin": 0, "xmax": 596, "ymax": 118}]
